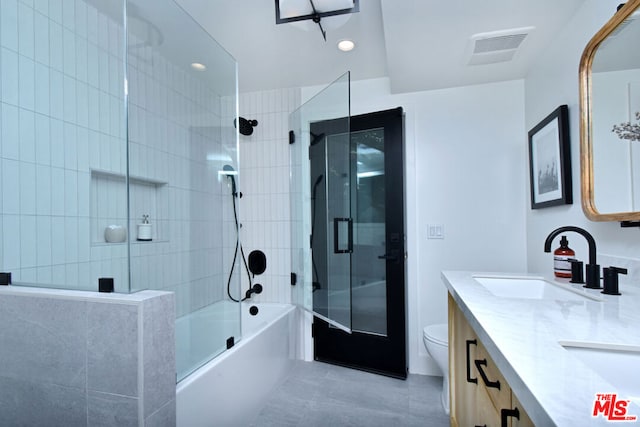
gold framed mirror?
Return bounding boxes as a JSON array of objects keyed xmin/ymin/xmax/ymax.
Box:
[{"xmin": 580, "ymin": 0, "xmax": 640, "ymax": 221}]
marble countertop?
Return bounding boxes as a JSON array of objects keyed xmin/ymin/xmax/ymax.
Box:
[{"xmin": 442, "ymin": 270, "xmax": 640, "ymax": 426}]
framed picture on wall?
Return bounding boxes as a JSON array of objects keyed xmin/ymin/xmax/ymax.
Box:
[{"xmin": 528, "ymin": 105, "xmax": 572, "ymax": 209}]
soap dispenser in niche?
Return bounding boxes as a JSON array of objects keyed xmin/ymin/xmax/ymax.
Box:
[
  {"xmin": 137, "ymin": 215, "xmax": 152, "ymax": 241},
  {"xmin": 553, "ymin": 235, "xmax": 574, "ymax": 278}
]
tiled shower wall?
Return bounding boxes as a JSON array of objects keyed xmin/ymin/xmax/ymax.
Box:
[
  {"xmin": 126, "ymin": 22, "xmax": 235, "ymax": 316},
  {"xmin": 1, "ymin": 0, "xmax": 127, "ymax": 289},
  {"xmin": 238, "ymin": 88, "xmax": 300, "ymax": 304},
  {"xmin": 0, "ymin": 0, "xmax": 236, "ymax": 317}
]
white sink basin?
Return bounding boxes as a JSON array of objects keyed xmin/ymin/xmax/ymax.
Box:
[
  {"xmin": 473, "ymin": 276, "xmax": 601, "ymax": 301},
  {"xmin": 560, "ymin": 341, "xmax": 640, "ymax": 404}
]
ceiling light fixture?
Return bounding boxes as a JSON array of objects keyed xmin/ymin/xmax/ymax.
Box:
[
  {"xmin": 275, "ymin": 0, "xmax": 359, "ymax": 42},
  {"xmin": 337, "ymin": 39, "xmax": 355, "ymax": 51},
  {"xmin": 191, "ymin": 62, "xmax": 207, "ymax": 71}
]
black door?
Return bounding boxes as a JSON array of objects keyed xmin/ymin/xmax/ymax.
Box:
[{"xmin": 310, "ymin": 107, "xmax": 406, "ymax": 379}]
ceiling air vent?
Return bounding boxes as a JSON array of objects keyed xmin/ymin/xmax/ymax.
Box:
[{"xmin": 467, "ymin": 27, "xmax": 534, "ymax": 66}]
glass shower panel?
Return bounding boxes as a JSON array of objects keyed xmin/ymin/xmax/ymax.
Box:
[
  {"xmin": 351, "ymin": 129, "xmax": 387, "ymax": 335},
  {"xmin": 289, "ymin": 106, "xmax": 312, "ymax": 311},
  {"xmin": 125, "ymin": 0, "xmax": 240, "ymax": 381},
  {"xmin": 0, "ymin": 0, "xmax": 239, "ymax": 382},
  {"xmin": 324, "ymin": 133, "xmax": 352, "ymax": 328},
  {"xmin": 289, "ymin": 72, "xmax": 351, "ymax": 331},
  {"xmin": 0, "ymin": 0, "xmax": 129, "ymax": 291}
]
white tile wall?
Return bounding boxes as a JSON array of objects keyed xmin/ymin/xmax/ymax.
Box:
[
  {"xmin": 1, "ymin": 0, "xmax": 19, "ymax": 53},
  {"xmin": 1, "ymin": 48, "xmax": 20, "ymax": 108},
  {"xmin": 237, "ymin": 88, "xmax": 300, "ymax": 304}
]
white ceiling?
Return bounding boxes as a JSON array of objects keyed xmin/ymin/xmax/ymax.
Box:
[{"xmin": 175, "ymin": 0, "xmax": 587, "ymax": 94}]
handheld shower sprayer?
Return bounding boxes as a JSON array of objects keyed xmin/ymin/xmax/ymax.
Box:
[
  {"xmin": 222, "ymin": 164, "xmax": 238, "ymax": 197},
  {"xmin": 225, "ymin": 163, "xmax": 252, "ymax": 303},
  {"xmin": 311, "ymin": 174, "xmax": 324, "ymax": 292}
]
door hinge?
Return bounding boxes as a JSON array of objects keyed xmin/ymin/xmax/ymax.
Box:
[
  {"xmin": 291, "ymin": 272, "xmax": 297, "ymax": 286},
  {"xmin": 289, "ymin": 130, "xmax": 295, "ymax": 144}
]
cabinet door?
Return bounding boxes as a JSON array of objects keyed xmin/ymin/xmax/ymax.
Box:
[
  {"xmin": 449, "ymin": 295, "xmax": 479, "ymax": 427},
  {"xmin": 475, "ymin": 380, "xmax": 502, "ymax": 427}
]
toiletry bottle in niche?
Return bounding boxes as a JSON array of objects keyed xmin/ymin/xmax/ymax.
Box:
[
  {"xmin": 137, "ymin": 215, "xmax": 152, "ymax": 241},
  {"xmin": 553, "ymin": 235, "xmax": 574, "ymax": 278}
]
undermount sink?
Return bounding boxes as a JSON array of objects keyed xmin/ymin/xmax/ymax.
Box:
[
  {"xmin": 473, "ymin": 276, "xmax": 601, "ymax": 301},
  {"xmin": 560, "ymin": 341, "xmax": 640, "ymax": 404}
]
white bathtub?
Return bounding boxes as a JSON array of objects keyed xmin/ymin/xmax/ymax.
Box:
[{"xmin": 176, "ymin": 302, "xmax": 297, "ymax": 427}]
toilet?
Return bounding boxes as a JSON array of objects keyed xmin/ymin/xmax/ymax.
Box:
[{"xmin": 423, "ymin": 323, "xmax": 449, "ymax": 414}]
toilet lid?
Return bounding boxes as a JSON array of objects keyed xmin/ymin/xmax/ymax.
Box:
[{"xmin": 423, "ymin": 324, "xmax": 448, "ymax": 346}]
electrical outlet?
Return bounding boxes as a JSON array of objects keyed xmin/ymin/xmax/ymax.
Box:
[{"xmin": 427, "ymin": 224, "xmax": 444, "ymax": 239}]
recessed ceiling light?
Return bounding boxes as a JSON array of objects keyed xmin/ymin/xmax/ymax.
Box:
[
  {"xmin": 337, "ymin": 39, "xmax": 355, "ymax": 52},
  {"xmin": 191, "ymin": 62, "xmax": 207, "ymax": 71}
]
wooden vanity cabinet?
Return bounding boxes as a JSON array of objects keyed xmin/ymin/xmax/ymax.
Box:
[{"xmin": 448, "ymin": 295, "xmax": 534, "ymax": 427}]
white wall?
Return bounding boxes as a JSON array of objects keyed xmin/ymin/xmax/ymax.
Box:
[
  {"xmin": 525, "ymin": 0, "xmax": 640, "ymax": 279},
  {"xmin": 303, "ymin": 77, "xmax": 528, "ymax": 374}
]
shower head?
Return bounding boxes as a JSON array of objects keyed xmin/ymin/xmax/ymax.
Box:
[{"xmin": 234, "ymin": 117, "xmax": 258, "ymax": 136}]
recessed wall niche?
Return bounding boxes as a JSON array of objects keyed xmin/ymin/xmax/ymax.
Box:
[{"xmin": 90, "ymin": 170, "xmax": 168, "ymax": 245}]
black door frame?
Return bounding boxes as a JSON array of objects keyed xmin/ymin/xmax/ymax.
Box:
[{"xmin": 312, "ymin": 107, "xmax": 406, "ymax": 379}]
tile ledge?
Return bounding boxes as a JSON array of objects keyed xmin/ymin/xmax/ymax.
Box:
[{"xmin": 0, "ymin": 285, "xmax": 172, "ymax": 304}]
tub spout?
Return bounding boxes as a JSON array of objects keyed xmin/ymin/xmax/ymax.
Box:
[
  {"xmin": 544, "ymin": 226, "xmax": 600, "ymax": 288},
  {"xmin": 245, "ymin": 283, "xmax": 263, "ymax": 299}
]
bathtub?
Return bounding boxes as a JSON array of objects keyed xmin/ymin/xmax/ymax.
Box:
[{"xmin": 176, "ymin": 302, "xmax": 297, "ymax": 427}]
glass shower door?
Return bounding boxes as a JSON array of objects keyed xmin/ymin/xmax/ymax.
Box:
[
  {"xmin": 125, "ymin": 0, "xmax": 241, "ymax": 382},
  {"xmin": 311, "ymin": 128, "xmax": 390, "ymax": 336},
  {"xmin": 313, "ymin": 108, "xmax": 406, "ymax": 378},
  {"xmin": 290, "ymin": 72, "xmax": 351, "ymax": 332},
  {"xmin": 321, "ymin": 132, "xmax": 352, "ymax": 329},
  {"xmin": 351, "ymin": 128, "xmax": 387, "ymax": 335}
]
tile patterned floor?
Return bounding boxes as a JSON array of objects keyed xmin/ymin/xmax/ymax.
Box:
[{"xmin": 250, "ymin": 361, "xmax": 450, "ymax": 427}]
